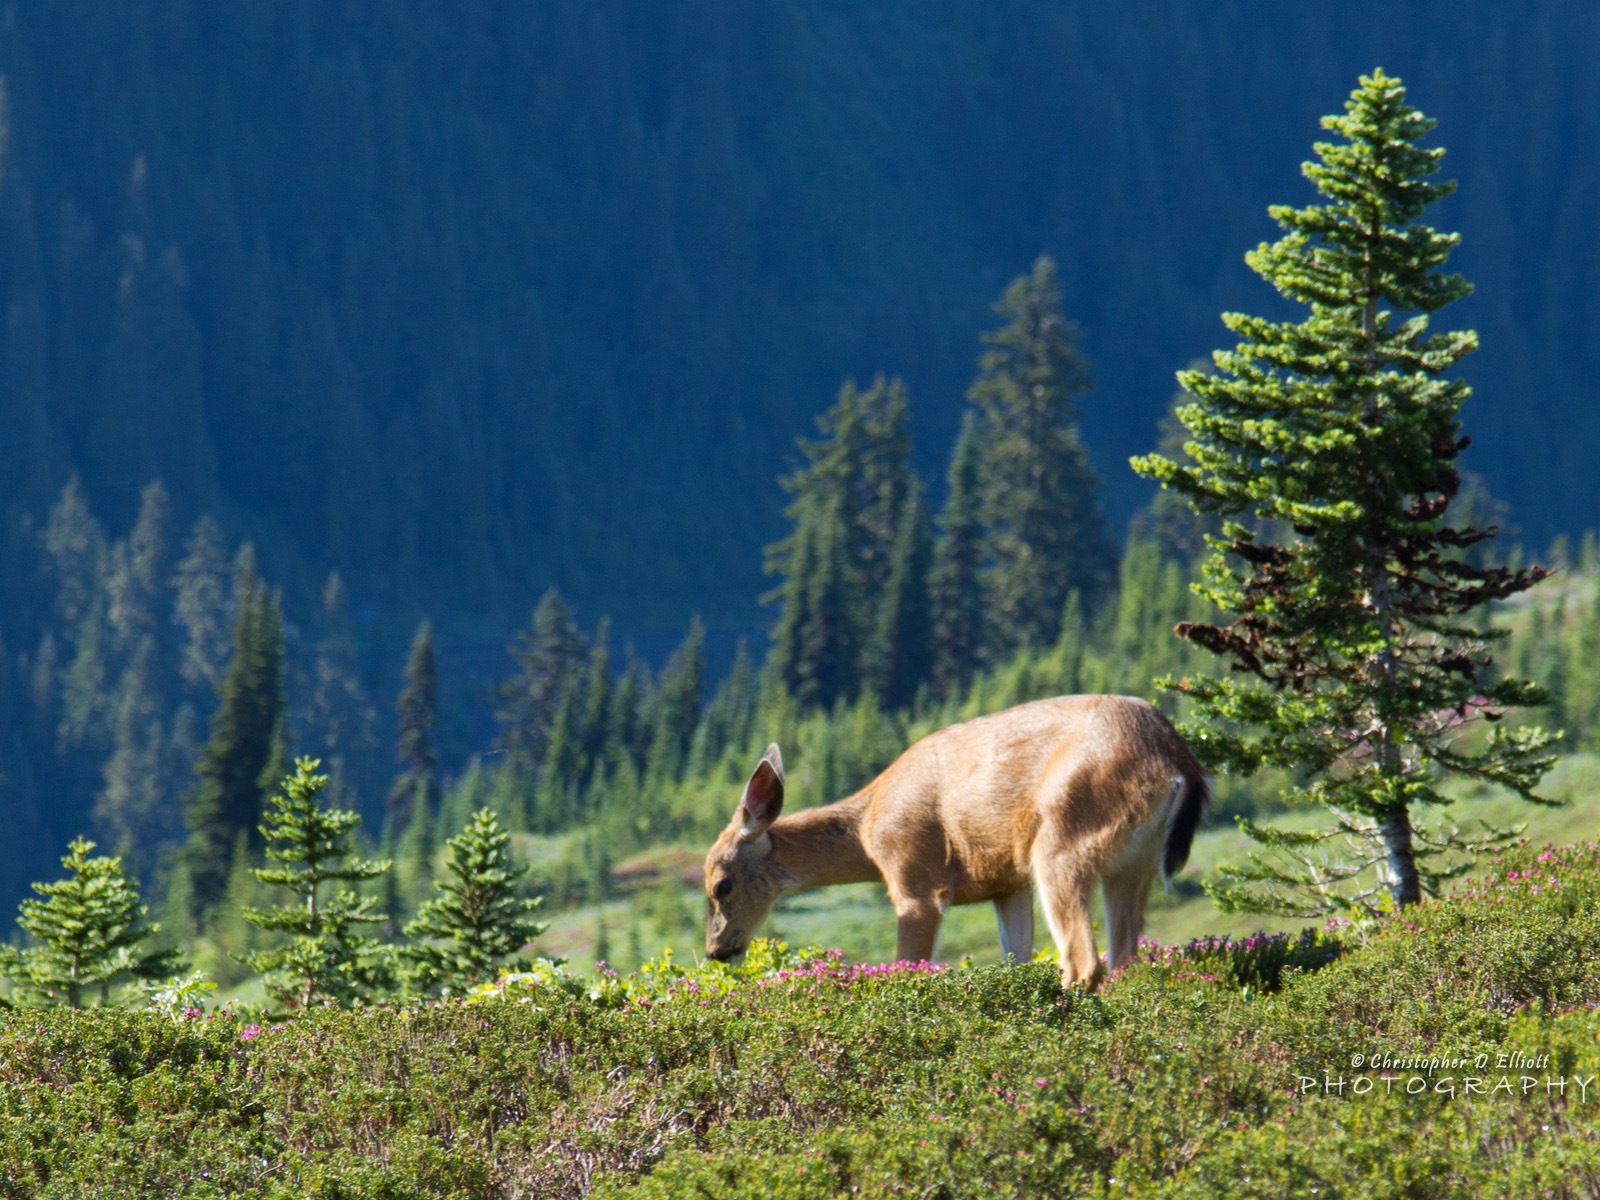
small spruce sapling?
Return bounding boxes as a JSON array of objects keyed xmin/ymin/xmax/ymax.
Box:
[
  {"xmin": 403, "ymin": 807, "xmax": 547, "ymax": 995},
  {"xmin": 243, "ymin": 757, "xmax": 393, "ymax": 1009},
  {"xmin": 0, "ymin": 837, "xmax": 180, "ymax": 1007}
]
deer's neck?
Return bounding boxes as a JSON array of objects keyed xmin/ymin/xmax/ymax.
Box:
[{"xmin": 769, "ymin": 791, "xmax": 881, "ymax": 893}]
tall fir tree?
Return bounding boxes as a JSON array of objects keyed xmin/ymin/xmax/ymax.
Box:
[
  {"xmin": 539, "ymin": 683, "xmax": 586, "ymax": 816},
  {"xmin": 0, "ymin": 837, "xmax": 180, "ymax": 1007},
  {"xmin": 765, "ymin": 375, "xmax": 917, "ymax": 709},
  {"xmin": 496, "ymin": 589, "xmax": 586, "ymax": 774},
  {"xmin": 1132, "ymin": 70, "xmax": 1555, "ymax": 916},
  {"xmin": 647, "ymin": 615, "xmax": 706, "ymax": 778},
  {"xmin": 577, "ymin": 617, "xmax": 614, "ymax": 787},
  {"xmin": 386, "ymin": 618, "xmax": 440, "ymax": 835},
  {"xmin": 789, "ymin": 498, "xmax": 858, "ymax": 709},
  {"xmin": 930, "ymin": 413, "xmax": 985, "ymax": 697},
  {"xmin": 243, "ymin": 758, "xmax": 392, "ymax": 1009},
  {"xmin": 701, "ymin": 638, "xmax": 758, "ymax": 767},
  {"xmin": 402, "ymin": 807, "xmax": 547, "ymax": 996},
  {"xmin": 182, "ymin": 580, "xmax": 284, "ymax": 914},
  {"xmin": 608, "ymin": 649, "xmax": 648, "ymax": 774},
  {"xmin": 860, "ymin": 486, "xmax": 934, "ymax": 710},
  {"xmin": 969, "ymin": 255, "xmax": 1111, "ymax": 656}
]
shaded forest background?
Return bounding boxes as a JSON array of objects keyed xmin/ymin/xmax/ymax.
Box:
[{"xmin": 1, "ymin": 2, "xmax": 1598, "ymax": 914}]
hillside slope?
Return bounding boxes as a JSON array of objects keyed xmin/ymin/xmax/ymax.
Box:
[{"xmin": 0, "ymin": 2, "xmax": 1595, "ymax": 623}]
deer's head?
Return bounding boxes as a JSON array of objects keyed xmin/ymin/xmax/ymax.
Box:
[{"xmin": 703, "ymin": 743, "xmax": 786, "ymax": 964}]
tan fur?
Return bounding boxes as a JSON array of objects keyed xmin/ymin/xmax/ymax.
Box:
[{"xmin": 703, "ymin": 694, "xmax": 1206, "ymax": 989}]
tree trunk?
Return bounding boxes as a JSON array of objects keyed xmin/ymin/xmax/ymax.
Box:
[{"xmin": 1381, "ymin": 807, "xmax": 1422, "ymax": 908}]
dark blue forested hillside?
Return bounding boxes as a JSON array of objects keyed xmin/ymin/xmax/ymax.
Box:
[{"xmin": 0, "ymin": 1, "xmax": 1595, "ymax": 628}]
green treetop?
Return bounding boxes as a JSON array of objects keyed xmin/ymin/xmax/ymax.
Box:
[
  {"xmin": 402, "ymin": 807, "xmax": 547, "ymax": 995},
  {"xmin": 0, "ymin": 836, "xmax": 180, "ymax": 1007},
  {"xmin": 243, "ymin": 757, "xmax": 392, "ymax": 1009},
  {"xmin": 1132, "ymin": 70, "xmax": 1555, "ymax": 918}
]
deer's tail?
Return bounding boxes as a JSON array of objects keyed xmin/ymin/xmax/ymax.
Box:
[{"xmin": 1162, "ymin": 770, "xmax": 1209, "ymax": 880}]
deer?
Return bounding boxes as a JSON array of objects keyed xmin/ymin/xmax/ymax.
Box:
[{"xmin": 703, "ymin": 694, "xmax": 1208, "ymax": 990}]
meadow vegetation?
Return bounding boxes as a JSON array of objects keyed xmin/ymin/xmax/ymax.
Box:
[{"xmin": 1, "ymin": 838, "xmax": 1596, "ymax": 1197}]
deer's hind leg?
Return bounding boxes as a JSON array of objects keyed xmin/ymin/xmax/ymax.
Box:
[
  {"xmin": 1031, "ymin": 820, "xmax": 1112, "ymax": 990},
  {"xmin": 1100, "ymin": 776, "xmax": 1182, "ymax": 972},
  {"xmin": 1101, "ymin": 862, "xmax": 1156, "ymax": 973}
]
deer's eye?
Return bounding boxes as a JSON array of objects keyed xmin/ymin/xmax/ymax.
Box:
[{"xmin": 714, "ymin": 878, "xmax": 734, "ymax": 900}]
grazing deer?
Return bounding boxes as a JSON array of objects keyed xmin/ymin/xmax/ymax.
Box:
[{"xmin": 703, "ymin": 695, "xmax": 1207, "ymax": 989}]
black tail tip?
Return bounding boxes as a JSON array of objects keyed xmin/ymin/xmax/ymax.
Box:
[{"xmin": 1163, "ymin": 774, "xmax": 1209, "ymax": 879}]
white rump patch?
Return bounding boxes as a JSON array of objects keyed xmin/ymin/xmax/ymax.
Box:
[{"xmin": 1107, "ymin": 774, "xmax": 1186, "ymax": 880}]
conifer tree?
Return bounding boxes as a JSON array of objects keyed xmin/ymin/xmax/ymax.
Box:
[
  {"xmin": 183, "ymin": 581, "xmax": 284, "ymax": 913},
  {"xmin": 766, "ymin": 376, "xmax": 916, "ymax": 709},
  {"xmin": 0, "ymin": 836, "xmax": 180, "ymax": 1007},
  {"xmin": 791, "ymin": 499, "xmax": 858, "ymax": 709},
  {"xmin": 243, "ymin": 758, "xmax": 392, "ymax": 1009},
  {"xmin": 701, "ymin": 638, "xmax": 758, "ymax": 765},
  {"xmin": 969, "ymin": 255, "xmax": 1110, "ymax": 655},
  {"xmin": 648, "ymin": 615, "xmax": 706, "ymax": 777},
  {"xmin": 105, "ymin": 480, "xmax": 172, "ymax": 660},
  {"xmin": 402, "ymin": 808, "xmax": 546, "ymax": 995},
  {"xmin": 1128, "ymin": 374, "xmax": 1224, "ymax": 565},
  {"xmin": 57, "ymin": 618, "xmax": 113, "ymax": 779},
  {"xmin": 40, "ymin": 476, "xmax": 107, "ymax": 632},
  {"xmin": 609, "ymin": 650, "xmax": 648, "ymax": 774},
  {"xmin": 930, "ymin": 413, "xmax": 985, "ymax": 696},
  {"xmin": 578, "ymin": 618, "xmax": 614, "ymax": 786},
  {"xmin": 95, "ymin": 636, "xmax": 168, "ymax": 857},
  {"xmin": 861, "ymin": 486, "xmax": 934, "ymax": 710},
  {"xmin": 301, "ymin": 571, "xmax": 378, "ymax": 794},
  {"xmin": 766, "ymin": 498, "xmax": 821, "ymax": 698},
  {"xmin": 204, "ymin": 833, "xmax": 267, "ymax": 989},
  {"xmin": 539, "ymin": 684, "xmax": 586, "ymax": 813},
  {"xmin": 496, "ymin": 589, "xmax": 585, "ymax": 773},
  {"xmin": 387, "ymin": 618, "xmax": 440, "ymax": 834},
  {"xmin": 172, "ymin": 515, "xmax": 232, "ymax": 697},
  {"xmin": 1132, "ymin": 70, "xmax": 1555, "ymax": 917},
  {"xmin": 391, "ymin": 797, "xmax": 435, "ymax": 922}
]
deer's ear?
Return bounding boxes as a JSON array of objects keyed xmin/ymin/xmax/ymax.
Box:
[{"xmin": 737, "ymin": 743, "xmax": 785, "ymax": 840}]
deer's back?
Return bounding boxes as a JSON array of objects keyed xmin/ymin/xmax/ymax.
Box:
[{"xmin": 857, "ymin": 695, "xmax": 1197, "ymax": 902}]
